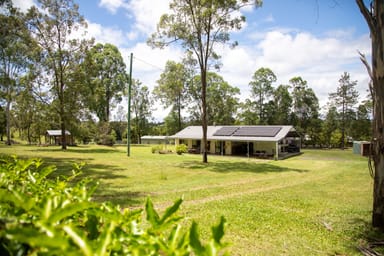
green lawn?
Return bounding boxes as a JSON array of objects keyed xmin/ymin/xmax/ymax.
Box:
[{"xmin": 0, "ymin": 144, "xmax": 377, "ymax": 255}]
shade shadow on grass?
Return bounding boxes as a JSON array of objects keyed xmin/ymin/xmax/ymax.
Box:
[
  {"xmin": 31, "ymin": 146, "xmax": 121, "ymax": 154},
  {"xmin": 92, "ymin": 191, "xmax": 146, "ymax": 207},
  {"xmin": 25, "ymin": 155, "xmax": 144, "ymax": 206},
  {"xmin": 350, "ymin": 217, "xmax": 384, "ymax": 255},
  {"xmin": 178, "ymin": 160, "xmax": 308, "ymax": 174}
]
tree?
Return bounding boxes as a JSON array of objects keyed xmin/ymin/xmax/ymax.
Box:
[
  {"xmin": 322, "ymin": 104, "xmax": 339, "ymax": 147},
  {"xmin": 188, "ymin": 72, "xmax": 240, "ymax": 125},
  {"xmin": 237, "ymin": 99, "xmax": 258, "ymax": 125},
  {"xmin": 290, "ymin": 77, "xmax": 320, "ymax": 136},
  {"xmin": 0, "ymin": 2, "xmax": 33, "ymax": 145},
  {"xmin": 351, "ymin": 103, "xmax": 371, "ymax": 141},
  {"xmin": 131, "ymin": 79, "xmax": 153, "ymax": 144},
  {"xmin": 249, "ymin": 67, "xmax": 276, "ymax": 124},
  {"xmin": 84, "ymin": 43, "xmax": 127, "ymax": 122},
  {"xmin": 356, "ymin": 0, "xmax": 384, "ymax": 228},
  {"xmin": 328, "ymin": 72, "xmax": 359, "ymax": 149},
  {"xmin": 27, "ymin": 0, "xmax": 91, "ymax": 150},
  {"xmin": 154, "ymin": 61, "xmax": 189, "ymax": 132},
  {"xmin": 272, "ymin": 84, "xmax": 292, "ymax": 125},
  {"xmin": 148, "ymin": 0, "xmax": 262, "ymax": 163}
]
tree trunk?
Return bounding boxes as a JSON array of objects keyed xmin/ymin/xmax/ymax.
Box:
[
  {"xmin": 5, "ymin": 97, "xmax": 11, "ymax": 146},
  {"xmin": 356, "ymin": 0, "xmax": 384, "ymax": 228}
]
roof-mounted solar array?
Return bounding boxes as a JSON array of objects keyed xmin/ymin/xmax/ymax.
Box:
[
  {"xmin": 213, "ymin": 126, "xmax": 239, "ymax": 136},
  {"xmin": 232, "ymin": 126, "xmax": 282, "ymax": 137}
]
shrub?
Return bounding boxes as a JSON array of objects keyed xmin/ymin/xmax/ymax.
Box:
[
  {"xmin": 151, "ymin": 145, "xmax": 162, "ymax": 153},
  {"xmin": 176, "ymin": 144, "xmax": 188, "ymax": 155},
  {"xmin": 96, "ymin": 134, "xmax": 115, "ymax": 146},
  {"xmin": 0, "ymin": 156, "xmax": 228, "ymax": 255}
]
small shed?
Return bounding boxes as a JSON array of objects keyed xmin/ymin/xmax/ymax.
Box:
[
  {"xmin": 353, "ymin": 141, "xmax": 371, "ymax": 156},
  {"xmin": 141, "ymin": 135, "xmax": 173, "ymax": 145},
  {"xmin": 45, "ymin": 130, "xmax": 74, "ymax": 146}
]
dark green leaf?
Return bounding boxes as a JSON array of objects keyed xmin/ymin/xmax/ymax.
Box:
[
  {"xmin": 211, "ymin": 216, "xmax": 226, "ymax": 244},
  {"xmin": 159, "ymin": 197, "xmax": 183, "ymax": 224},
  {"xmin": 189, "ymin": 221, "xmax": 204, "ymax": 254},
  {"xmin": 145, "ymin": 197, "xmax": 160, "ymax": 226}
]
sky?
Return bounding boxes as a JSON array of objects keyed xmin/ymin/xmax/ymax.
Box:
[{"xmin": 14, "ymin": 0, "xmax": 371, "ymax": 121}]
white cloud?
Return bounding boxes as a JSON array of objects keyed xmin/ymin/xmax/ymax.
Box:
[
  {"xmin": 98, "ymin": 0, "xmax": 128, "ymax": 14},
  {"xmin": 126, "ymin": 0, "xmax": 170, "ymax": 35},
  {"xmin": 11, "ymin": 0, "xmax": 35, "ymax": 12},
  {"xmin": 216, "ymin": 30, "xmax": 371, "ymax": 112},
  {"xmin": 86, "ymin": 22, "xmax": 128, "ymax": 46}
]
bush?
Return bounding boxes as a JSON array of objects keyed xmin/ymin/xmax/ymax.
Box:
[
  {"xmin": 151, "ymin": 145, "xmax": 162, "ymax": 153},
  {"xmin": 96, "ymin": 134, "xmax": 115, "ymax": 146},
  {"xmin": 176, "ymin": 144, "xmax": 188, "ymax": 155},
  {"xmin": 0, "ymin": 156, "xmax": 228, "ymax": 255}
]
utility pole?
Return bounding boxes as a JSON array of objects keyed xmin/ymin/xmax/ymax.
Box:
[{"xmin": 127, "ymin": 53, "xmax": 133, "ymax": 156}]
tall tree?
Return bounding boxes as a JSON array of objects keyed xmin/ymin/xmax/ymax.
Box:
[
  {"xmin": 351, "ymin": 103, "xmax": 372, "ymax": 141},
  {"xmin": 188, "ymin": 72, "xmax": 240, "ymax": 125},
  {"xmin": 131, "ymin": 79, "xmax": 153, "ymax": 144},
  {"xmin": 290, "ymin": 76, "xmax": 320, "ymax": 137},
  {"xmin": 322, "ymin": 104, "xmax": 339, "ymax": 148},
  {"xmin": 0, "ymin": 2, "xmax": 33, "ymax": 145},
  {"xmin": 328, "ymin": 72, "xmax": 359, "ymax": 149},
  {"xmin": 154, "ymin": 61, "xmax": 188, "ymax": 131},
  {"xmin": 148, "ymin": 0, "xmax": 262, "ymax": 163},
  {"xmin": 26, "ymin": 0, "xmax": 91, "ymax": 149},
  {"xmin": 249, "ymin": 67, "xmax": 276, "ymax": 124},
  {"xmin": 272, "ymin": 84, "xmax": 292, "ymax": 125},
  {"xmin": 356, "ymin": 0, "xmax": 384, "ymax": 228},
  {"xmin": 237, "ymin": 99, "xmax": 258, "ymax": 125},
  {"xmin": 84, "ymin": 43, "xmax": 127, "ymax": 122}
]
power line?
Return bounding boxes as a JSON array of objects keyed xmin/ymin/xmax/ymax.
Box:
[{"xmin": 132, "ymin": 56, "xmax": 164, "ymax": 71}]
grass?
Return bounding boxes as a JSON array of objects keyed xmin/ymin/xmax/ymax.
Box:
[{"xmin": 0, "ymin": 143, "xmax": 379, "ymax": 255}]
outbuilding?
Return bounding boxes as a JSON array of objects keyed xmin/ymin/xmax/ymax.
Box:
[
  {"xmin": 170, "ymin": 125, "xmax": 301, "ymax": 160},
  {"xmin": 45, "ymin": 130, "xmax": 74, "ymax": 146},
  {"xmin": 141, "ymin": 135, "xmax": 174, "ymax": 145}
]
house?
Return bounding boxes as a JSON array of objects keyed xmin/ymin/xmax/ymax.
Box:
[
  {"xmin": 170, "ymin": 125, "xmax": 301, "ymax": 160},
  {"xmin": 45, "ymin": 130, "xmax": 74, "ymax": 146}
]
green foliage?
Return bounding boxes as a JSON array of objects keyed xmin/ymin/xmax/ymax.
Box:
[
  {"xmin": 0, "ymin": 156, "xmax": 228, "ymax": 255},
  {"xmin": 176, "ymin": 144, "xmax": 188, "ymax": 155},
  {"xmin": 151, "ymin": 145, "xmax": 162, "ymax": 153}
]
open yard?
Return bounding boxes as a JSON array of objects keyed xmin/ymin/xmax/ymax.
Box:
[{"xmin": 0, "ymin": 144, "xmax": 378, "ymax": 255}]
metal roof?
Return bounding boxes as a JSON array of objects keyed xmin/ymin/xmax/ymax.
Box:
[
  {"xmin": 170, "ymin": 125, "xmax": 298, "ymax": 142},
  {"xmin": 46, "ymin": 130, "xmax": 71, "ymax": 136},
  {"xmin": 141, "ymin": 136, "xmax": 170, "ymax": 140}
]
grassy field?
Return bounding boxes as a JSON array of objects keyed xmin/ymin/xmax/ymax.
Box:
[{"xmin": 0, "ymin": 143, "xmax": 379, "ymax": 255}]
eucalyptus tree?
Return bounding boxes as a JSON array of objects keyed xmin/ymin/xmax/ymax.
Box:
[
  {"xmin": 237, "ymin": 99, "xmax": 258, "ymax": 125},
  {"xmin": 148, "ymin": 0, "xmax": 262, "ymax": 163},
  {"xmin": 351, "ymin": 103, "xmax": 371, "ymax": 141},
  {"xmin": 356, "ymin": 0, "xmax": 384, "ymax": 228},
  {"xmin": 131, "ymin": 79, "xmax": 153, "ymax": 144},
  {"xmin": 249, "ymin": 67, "xmax": 276, "ymax": 124},
  {"xmin": 289, "ymin": 76, "xmax": 320, "ymax": 137},
  {"xmin": 322, "ymin": 104, "xmax": 339, "ymax": 147},
  {"xmin": 26, "ymin": 0, "xmax": 92, "ymax": 150},
  {"xmin": 188, "ymin": 72, "xmax": 240, "ymax": 125},
  {"xmin": 84, "ymin": 43, "xmax": 127, "ymax": 122},
  {"xmin": 154, "ymin": 61, "xmax": 189, "ymax": 132},
  {"xmin": 0, "ymin": 2, "xmax": 34, "ymax": 145},
  {"xmin": 328, "ymin": 72, "xmax": 359, "ymax": 149},
  {"xmin": 272, "ymin": 84, "xmax": 292, "ymax": 125}
]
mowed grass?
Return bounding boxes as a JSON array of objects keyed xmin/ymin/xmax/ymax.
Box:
[{"xmin": 0, "ymin": 144, "xmax": 376, "ymax": 255}]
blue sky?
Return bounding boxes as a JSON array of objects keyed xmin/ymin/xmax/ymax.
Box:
[{"xmin": 15, "ymin": 0, "xmax": 371, "ymax": 121}]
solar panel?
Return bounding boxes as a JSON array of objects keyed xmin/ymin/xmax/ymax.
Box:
[
  {"xmin": 213, "ymin": 126, "xmax": 239, "ymax": 136},
  {"xmin": 233, "ymin": 126, "xmax": 282, "ymax": 137}
]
